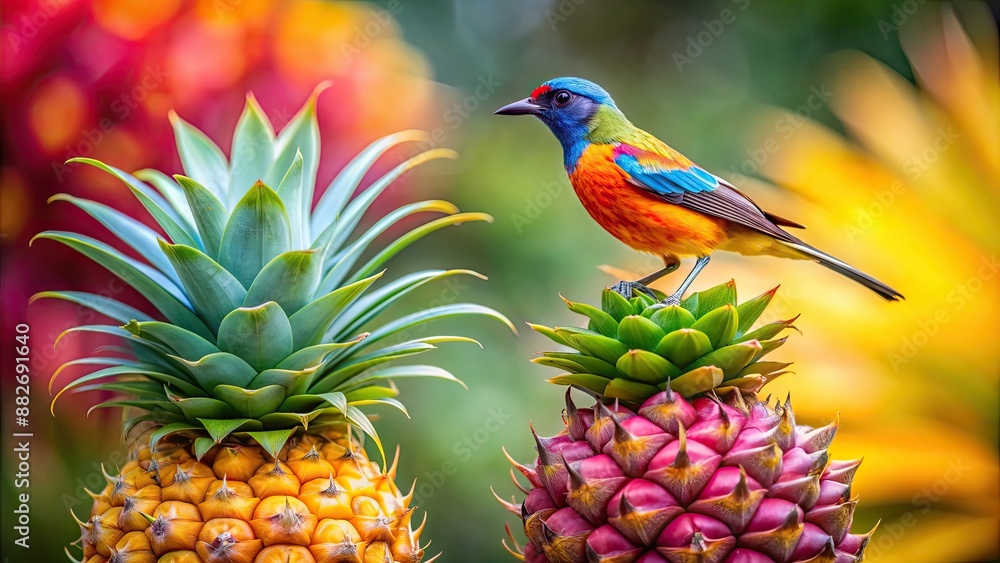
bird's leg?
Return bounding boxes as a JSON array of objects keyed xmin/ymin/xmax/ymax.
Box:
[
  {"xmin": 610, "ymin": 256, "xmax": 681, "ymax": 300},
  {"xmin": 662, "ymin": 255, "xmax": 711, "ymax": 306}
]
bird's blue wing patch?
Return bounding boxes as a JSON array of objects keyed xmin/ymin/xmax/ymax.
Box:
[{"xmin": 615, "ymin": 153, "xmax": 719, "ymax": 196}]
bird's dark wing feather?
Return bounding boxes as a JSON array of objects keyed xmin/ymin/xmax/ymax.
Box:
[{"xmin": 655, "ymin": 186, "xmax": 800, "ymax": 243}]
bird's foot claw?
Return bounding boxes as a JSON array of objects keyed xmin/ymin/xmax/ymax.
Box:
[
  {"xmin": 661, "ymin": 292, "xmax": 683, "ymax": 306},
  {"xmin": 610, "ymin": 281, "xmax": 657, "ymax": 300}
]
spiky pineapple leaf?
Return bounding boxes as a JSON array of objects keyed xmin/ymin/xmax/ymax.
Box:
[
  {"xmin": 547, "ymin": 373, "xmax": 612, "ymax": 395},
  {"xmin": 276, "ymin": 151, "xmax": 307, "ymax": 249},
  {"xmin": 229, "ymin": 93, "xmax": 275, "ymax": 204},
  {"xmin": 158, "ymin": 241, "xmax": 246, "ymax": 331},
  {"xmin": 616, "ymin": 350, "xmax": 680, "ymax": 383},
  {"xmin": 669, "ymin": 366, "xmax": 724, "ymax": 396},
  {"xmin": 601, "ymin": 289, "xmax": 635, "ymax": 322},
  {"xmin": 648, "ymin": 305, "xmax": 696, "ymax": 333},
  {"xmin": 605, "ymin": 377, "xmax": 659, "ymax": 402},
  {"xmin": 329, "ymin": 269, "xmax": 485, "ymax": 341},
  {"xmin": 48, "ymin": 194, "xmax": 179, "ymax": 283},
  {"xmin": 31, "ymin": 292, "xmax": 152, "ymax": 325},
  {"xmin": 318, "ymin": 200, "xmax": 459, "ymax": 291},
  {"xmin": 320, "ymin": 149, "xmax": 459, "ymax": 255},
  {"xmin": 149, "ymin": 422, "xmax": 200, "ymax": 449},
  {"xmin": 617, "ymin": 315, "xmax": 666, "ymax": 352},
  {"xmin": 354, "ymin": 303, "xmax": 515, "ymax": 352},
  {"xmin": 266, "ymin": 85, "xmax": 323, "ymax": 224},
  {"xmin": 175, "ymin": 175, "xmax": 228, "ymax": 259},
  {"xmin": 134, "ymin": 168, "xmax": 197, "ymax": 228},
  {"xmin": 309, "ymin": 341, "xmax": 437, "ymax": 394},
  {"xmin": 247, "ymin": 428, "xmax": 296, "ymax": 460},
  {"xmin": 244, "ymin": 250, "xmax": 321, "ymax": 315},
  {"xmin": 67, "ymin": 158, "xmax": 199, "ymax": 248},
  {"xmin": 562, "ymin": 297, "xmax": 618, "ymax": 338},
  {"xmin": 219, "ymin": 182, "xmax": 292, "ymax": 288},
  {"xmin": 735, "ymin": 287, "xmax": 778, "ymax": 336},
  {"xmin": 217, "ymin": 302, "xmax": 293, "ymax": 371},
  {"xmin": 169, "ymin": 111, "xmax": 230, "ymax": 199},
  {"xmin": 172, "ymin": 352, "xmax": 258, "ymax": 391},
  {"xmin": 198, "ymin": 418, "xmax": 262, "ymax": 443},
  {"xmin": 311, "ymin": 130, "xmax": 431, "ymax": 236},
  {"xmin": 124, "ymin": 320, "xmax": 220, "ymax": 360},
  {"xmin": 214, "ymin": 384, "xmax": 285, "ymax": 419},
  {"xmin": 288, "ymin": 272, "xmax": 383, "ymax": 348}
]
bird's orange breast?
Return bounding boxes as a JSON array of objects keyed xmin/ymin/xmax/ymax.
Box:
[{"xmin": 568, "ymin": 144, "xmax": 729, "ymax": 258}]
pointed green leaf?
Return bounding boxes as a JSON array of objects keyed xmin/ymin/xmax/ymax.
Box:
[
  {"xmin": 336, "ymin": 212, "xmax": 493, "ymax": 291},
  {"xmin": 690, "ymin": 304, "xmax": 738, "ymax": 348},
  {"xmin": 692, "ymin": 281, "xmax": 738, "ymax": 315},
  {"xmin": 172, "ymin": 352, "xmax": 258, "ymax": 391},
  {"xmin": 266, "ymin": 86, "xmax": 322, "ymax": 232},
  {"xmin": 605, "ymin": 378, "xmax": 660, "ymax": 403},
  {"xmin": 340, "ymin": 365, "xmax": 466, "ymax": 392},
  {"xmin": 669, "ymin": 366, "xmax": 724, "ymax": 397},
  {"xmin": 198, "ymin": 418, "xmax": 261, "ymax": 443},
  {"xmin": 685, "ymin": 341, "xmax": 763, "ymax": 378},
  {"xmin": 31, "ymin": 233, "xmax": 212, "ymax": 338},
  {"xmin": 275, "ymin": 336, "xmax": 367, "ymax": 371},
  {"xmin": 175, "ymin": 175, "xmax": 228, "ymax": 259},
  {"xmin": 354, "ymin": 303, "xmax": 515, "ymax": 352},
  {"xmin": 316, "ymin": 200, "xmax": 459, "ymax": 291},
  {"xmin": 328, "ymin": 269, "xmax": 485, "ymax": 341},
  {"xmin": 738, "ymin": 361, "xmax": 793, "ymax": 377},
  {"xmin": 48, "ymin": 194, "xmax": 180, "ymax": 283},
  {"xmin": 229, "ymin": 93, "xmax": 275, "ymax": 204},
  {"xmin": 735, "ymin": 287, "xmax": 779, "ymax": 336},
  {"xmin": 244, "ymin": 250, "xmax": 320, "ymax": 314},
  {"xmin": 311, "ymin": 130, "xmax": 433, "ymax": 237},
  {"xmin": 276, "ymin": 150, "xmax": 307, "ymax": 248},
  {"xmin": 249, "ymin": 366, "xmax": 320, "ymax": 396},
  {"xmin": 33, "ymin": 231, "xmax": 189, "ymax": 306},
  {"xmin": 538, "ymin": 352, "xmax": 619, "ymax": 378},
  {"xmin": 31, "ymin": 291, "xmax": 152, "ymax": 324},
  {"xmin": 316, "ymin": 148, "xmax": 458, "ymax": 253},
  {"xmin": 558, "ymin": 329, "xmax": 629, "ymax": 364},
  {"xmin": 648, "ymin": 305, "xmax": 696, "ymax": 334},
  {"xmin": 159, "ymin": 241, "xmax": 247, "ymax": 331},
  {"xmin": 219, "ymin": 182, "xmax": 292, "ymax": 288},
  {"xmin": 214, "ymin": 384, "xmax": 285, "ymax": 419},
  {"xmin": 547, "ymin": 373, "xmax": 612, "ymax": 395},
  {"xmin": 288, "ymin": 272, "xmax": 383, "ymax": 348},
  {"xmin": 344, "ymin": 386, "xmax": 398, "ymax": 402},
  {"xmin": 124, "ymin": 320, "xmax": 220, "ymax": 360},
  {"xmin": 247, "ymin": 428, "xmax": 296, "ymax": 459},
  {"xmin": 169, "ymin": 111, "xmax": 230, "ymax": 198},
  {"xmin": 193, "ymin": 437, "xmax": 215, "ymax": 461},
  {"xmin": 735, "ymin": 316, "xmax": 799, "ymax": 343},
  {"xmin": 309, "ymin": 341, "xmax": 436, "ymax": 394},
  {"xmin": 167, "ymin": 393, "xmax": 237, "ymax": 420},
  {"xmin": 345, "ymin": 405, "xmax": 385, "ymax": 465},
  {"xmin": 149, "ymin": 422, "xmax": 200, "ymax": 449},
  {"xmin": 752, "ymin": 337, "xmax": 787, "ymax": 362},
  {"xmin": 134, "ymin": 168, "xmax": 198, "ymax": 228},
  {"xmin": 617, "ymin": 315, "xmax": 666, "ymax": 352},
  {"xmin": 217, "ymin": 302, "xmax": 293, "ymax": 371},
  {"xmin": 563, "ymin": 297, "xmax": 618, "ymax": 338},
  {"xmin": 529, "ymin": 323, "xmax": 571, "ymax": 347},
  {"xmin": 67, "ymin": 158, "xmax": 199, "ymax": 248},
  {"xmin": 656, "ymin": 329, "xmax": 713, "ymax": 368},
  {"xmin": 615, "ymin": 349, "xmax": 680, "ymax": 384},
  {"xmin": 601, "ymin": 289, "xmax": 635, "ymax": 322}
]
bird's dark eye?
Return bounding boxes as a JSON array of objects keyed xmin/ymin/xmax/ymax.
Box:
[{"xmin": 553, "ymin": 90, "xmax": 572, "ymax": 108}]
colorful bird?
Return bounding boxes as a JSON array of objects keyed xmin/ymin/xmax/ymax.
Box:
[{"xmin": 495, "ymin": 77, "xmax": 902, "ymax": 302}]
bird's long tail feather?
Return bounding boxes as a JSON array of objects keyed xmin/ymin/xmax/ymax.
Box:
[{"xmin": 784, "ymin": 242, "xmax": 904, "ymax": 301}]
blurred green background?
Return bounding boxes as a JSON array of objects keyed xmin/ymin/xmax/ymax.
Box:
[{"xmin": 1, "ymin": 0, "xmax": 997, "ymax": 561}]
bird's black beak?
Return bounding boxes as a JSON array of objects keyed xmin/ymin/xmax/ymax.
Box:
[{"xmin": 494, "ymin": 98, "xmax": 543, "ymax": 116}]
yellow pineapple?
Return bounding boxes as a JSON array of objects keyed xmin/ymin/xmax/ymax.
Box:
[{"xmin": 38, "ymin": 86, "xmax": 512, "ymax": 563}]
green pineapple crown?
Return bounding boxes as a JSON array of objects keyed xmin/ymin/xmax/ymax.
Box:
[
  {"xmin": 35, "ymin": 85, "xmax": 513, "ymax": 462},
  {"xmin": 530, "ymin": 280, "xmax": 798, "ymax": 405}
]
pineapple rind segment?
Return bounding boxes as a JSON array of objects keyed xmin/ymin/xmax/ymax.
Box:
[
  {"xmin": 79, "ymin": 427, "xmax": 426, "ymax": 563},
  {"xmin": 535, "ymin": 281, "xmax": 795, "ymax": 403}
]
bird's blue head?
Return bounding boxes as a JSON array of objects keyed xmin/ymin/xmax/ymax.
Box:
[{"xmin": 495, "ymin": 77, "xmax": 624, "ymax": 165}]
